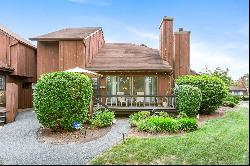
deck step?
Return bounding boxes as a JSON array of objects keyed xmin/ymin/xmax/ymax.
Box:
[
  {"xmin": 0, "ymin": 111, "xmax": 6, "ymax": 125},
  {"xmin": 0, "ymin": 120, "xmax": 4, "ymax": 126}
]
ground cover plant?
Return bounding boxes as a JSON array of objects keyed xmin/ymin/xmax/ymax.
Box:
[
  {"xmin": 129, "ymin": 111, "xmax": 198, "ymax": 133},
  {"xmin": 90, "ymin": 108, "xmax": 115, "ymax": 128}
]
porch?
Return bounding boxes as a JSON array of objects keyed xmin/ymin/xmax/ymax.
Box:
[{"xmin": 93, "ymin": 94, "xmax": 176, "ymax": 114}]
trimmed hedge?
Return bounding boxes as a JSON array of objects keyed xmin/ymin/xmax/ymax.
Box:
[
  {"xmin": 176, "ymin": 75, "xmax": 228, "ymax": 114},
  {"xmin": 33, "ymin": 71, "xmax": 93, "ymax": 131},
  {"xmin": 91, "ymin": 109, "xmax": 115, "ymax": 128},
  {"xmin": 175, "ymin": 85, "xmax": 202, "ymax": 117}
]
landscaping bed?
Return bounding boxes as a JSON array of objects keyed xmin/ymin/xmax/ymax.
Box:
[
  {"xmin": 37, "ymin": 125, "xmax": 111, "ymax": 145},
  {"xmin": 127, "ymin": 105, "xmax": 229, "ymax": 138},
  {"xmin": 91, "ymin": 104, "xmax": 249, "ymax": 165}
]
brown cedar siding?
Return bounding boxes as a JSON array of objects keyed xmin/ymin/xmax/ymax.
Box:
[
  {"xmin": 174, "ymin": 29, "xmax": 191, "ymax": 78},
  {"xmin": 0, "ymin": 26, "xmax": 36, "ymax": 122},
  {"xmin": 36, "ymin": 29, "xmax": 104, "ymax": 78}
]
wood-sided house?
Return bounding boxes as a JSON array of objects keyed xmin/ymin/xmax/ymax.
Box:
[
  {"xmin": 30, "ymin": 16, "xmax": 193, "ymax": 112},
  {"xmin": 0, "ymin": 24, "xmax": 36, "ymax": 123}
]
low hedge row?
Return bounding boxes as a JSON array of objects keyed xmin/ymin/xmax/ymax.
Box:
[{"xmin": 129, "ymin": 111, "xmax": 198, "ymax": 133}]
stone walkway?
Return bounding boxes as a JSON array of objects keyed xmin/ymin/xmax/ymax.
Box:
[{"xmin": 0, "ymin": 110, "xmax": 129, "ymax": 165}]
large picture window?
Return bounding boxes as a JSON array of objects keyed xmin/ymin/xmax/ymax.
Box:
[{"xmin": 106, "ymin": 76, "xmax": 157, "ymax": 97}]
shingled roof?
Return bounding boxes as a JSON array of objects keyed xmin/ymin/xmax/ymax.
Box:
[
  {"xmin": 30, "ymin": 27, "xmax": 102, "ymax": 41},
  {"xmin": 86, "ymin": 43, "xmax": 173, "ymax": 72},
  {"xmin": 0, "ymin": 24, "xmax": 36, "ymax": 49}
]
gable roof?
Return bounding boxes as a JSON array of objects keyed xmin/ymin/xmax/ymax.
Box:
[
  {"xmin": 229, "ymin": 86, "xmax": 247, "ymax": 91},
  {"xmin": 0, "ymin": 24, "xmax": 36, "ymax": 49},
  {"xmin": 30, "ymin": 27, "xmax": 102, "ymax": 41},
  {"xmin": 86, "ymin": 43, "xmax": 173, "ymax": 72}
]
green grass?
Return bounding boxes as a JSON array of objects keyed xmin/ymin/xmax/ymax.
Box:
[{"xmin": 91, "ymin": 106, "xmax": 249, "ymax": 165}]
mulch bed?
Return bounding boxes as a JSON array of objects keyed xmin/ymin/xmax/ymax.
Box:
[
  {"xmin": 37, "ymin": 124, "xmax": 111, "ymax": 145},
  {"xmin": 127, "ymin": 106, "xmax": 232, "ymax": 138}
]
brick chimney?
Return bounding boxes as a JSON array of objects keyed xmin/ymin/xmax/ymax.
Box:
[
  {"xmin": 174, "ymin": 28, "xmax": 191, "ymax": 78},
  {"xmin": 159, "ymin": 16, "xmax": 174, "ymax": 68}
]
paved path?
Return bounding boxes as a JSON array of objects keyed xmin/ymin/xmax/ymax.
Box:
[{"xmin": 0, "ymin": 111, "xmax": 129, "ymax": 165}]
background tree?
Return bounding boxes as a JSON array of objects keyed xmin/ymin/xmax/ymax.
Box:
[{"xmin": 200, "ymin": 67, "xmax": 233, "ymax": 87}]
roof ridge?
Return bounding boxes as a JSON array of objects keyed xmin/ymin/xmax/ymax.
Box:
[
  {"xmin": 30, "ymin": 27, "xmax": 102, "ymax": 41},
  {"xmin": 0, "ymin": 24, "xmax": 36, "ymax": 49}
]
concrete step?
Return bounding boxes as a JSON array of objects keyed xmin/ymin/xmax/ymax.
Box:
[
  {"xmin": 0, "ymin": 116, "xmax": 5, "ymax": 122},
  {"xmin": 0, "ymin": 120, "xmax": 4, "ymax": 126},
  {"xmin": 0, "ymin": 110, "xmax": 6, "ymax": 116}
]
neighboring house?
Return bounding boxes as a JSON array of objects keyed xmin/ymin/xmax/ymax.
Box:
[
  {"xmin": 0, "ymin": 24, "xmax": 36, "ymax": 123},
  {"xmin": 30, "ymin": 16, "xmax": 194, "ymax": 112},
  {"xmin": 229, "ymin": 86, "xmax": 248, "ymax": 96}
]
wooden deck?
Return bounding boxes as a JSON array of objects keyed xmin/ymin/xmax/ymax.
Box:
[{"xmin": 93, "ymin": 95, "xmax": 176, "ymax": 115}]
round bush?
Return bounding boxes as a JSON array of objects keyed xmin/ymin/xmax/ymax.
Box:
[
  {"xmin": 175, "ymin": 85, "xmax": 202, "ymax": 117},
  {"xmin": 33, "ymin": 71, "xmax": 93, "ymax": 131},
  {"xmin": 91, "ymin": 109, "xmax": 115, "ymax": 128},
  {"xmin": 176, "ymin": 75, "xmax": 228, "ymax": 114}
]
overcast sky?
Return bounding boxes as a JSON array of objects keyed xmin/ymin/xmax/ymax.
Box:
[{"xmin": 0, "ymin": 0, "xmax": 248, "ymax": 80}]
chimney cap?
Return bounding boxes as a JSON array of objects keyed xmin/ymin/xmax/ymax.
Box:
[
  {"xmin": 159, "ymin": 16, "xmax": 174, "ymax": 29},
  {"xmin": 163, "ymin": 16, "xmax": 174, "ymax": 20}
]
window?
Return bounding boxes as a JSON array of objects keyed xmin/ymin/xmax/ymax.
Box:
[
  {"xmin": 106, "ymin": 75, "xmax": 157, "ymax": 97},
  {"xmin": 0, "ymin": 75, "xmax": 5, "ymax": 90}
]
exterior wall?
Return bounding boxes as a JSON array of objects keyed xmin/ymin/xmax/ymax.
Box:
[
  {"xmin": 37, "ymin": 41, "xmax": 59, "ymax": 78},
  {"xmin": 0, "ymin": 31, "xmax": 36, "ymax": 79},
  {"xmin": 85, "ymin": 30, "xmax": 105, "ymax": 67},
  {"xmin": 174, "ymin": 31, "xmax": 190, "ymax": 79},
  {"xmin": 0, "ymin": 29, "xmax": 36, "ymax": 121},
  {"xmin": 59, "ymin": 40, "xmax": 85, "ymax": 70},
  {"xmin": 10, "ymin": 43, "xmax": 36, "ymax": 78},
  {"xmin": 36, "ymin": 29, "xmax": 105, "ymax": 78},
  {"xmin": 97, "ymin": 72, "xmax": 172, "ymax": 96},
  {"xmin": 0, "ymin": 30, "xmax": 17, "ymax": 65}
]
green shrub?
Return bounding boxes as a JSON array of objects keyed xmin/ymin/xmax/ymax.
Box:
[
  {"xmin": 136, "ymin": 115, "xmax": 198, "ymax": 133},
  {"xmin": 175, "ymin": 85, "xmax": 202, "ymax": 117},
  {"xmin": 178, "ymin": 118, "xmax": 198, "ymax": 132},
  {"xmin": 129, "ymin": 111, "xmax": 151, "ymax": 127},
  {"xmin": 91, "ymin": 109, "xmax": 115, "ymax": 128},
  {"xmin": 176, "ymin": 75, "xmax": 228, "ymax": 114},
  {"xmin": 33, "ymin": 71, "xmax": 93, "ymax": 131},
  {"xmin": 223, "ymin": 94, "xmax": 240, "ymax": 104},
  {"xmin": 159, "ymin": 112, "xmax": 170, "ymax": 117},
  {"xmin": 222, "ymin": 101, "xmax": 236, "ymax": 107},
  {"xmin": 137, "ymin": 116, "xmax": 179, "ymax": 132}
]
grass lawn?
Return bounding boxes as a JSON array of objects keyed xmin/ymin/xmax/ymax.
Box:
[{"xmin": 91, "ymin": 106, "xmax": 249, "ymax": 165}]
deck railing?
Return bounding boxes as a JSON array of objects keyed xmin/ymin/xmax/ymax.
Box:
[{"xmin": 94, "ymin": 94, "xmax": 176, "ymax": 109}]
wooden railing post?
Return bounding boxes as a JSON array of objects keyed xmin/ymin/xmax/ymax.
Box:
[{"xmin": 88, "ymin": 100, "xmax": 94, "ymax": 117}]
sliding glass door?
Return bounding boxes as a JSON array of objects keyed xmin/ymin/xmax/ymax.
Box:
[{"xmin": 106, "ymin": 75, "xmax": 157, "ymax": 102}]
